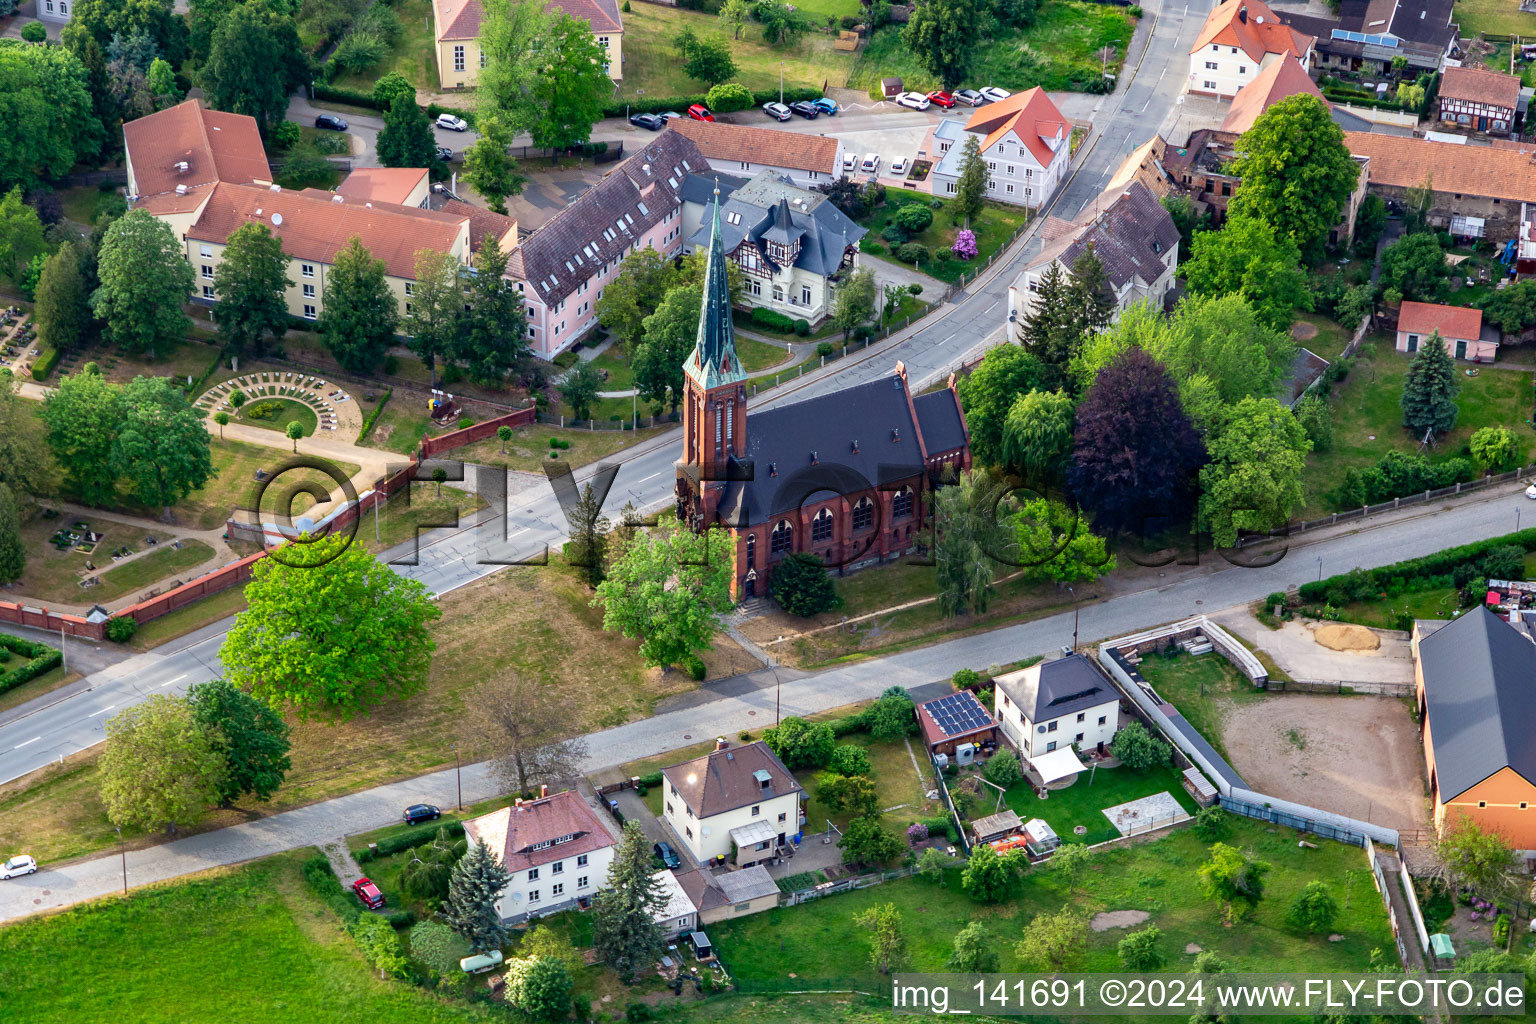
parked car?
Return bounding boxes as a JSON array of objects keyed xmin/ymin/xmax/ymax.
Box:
[
  {"xmin": 954, "ymin": 88, "xmax": 986, "ymax": 106},
  {"xmin": 403, "ymin": 803, "xmax": 441, "ymax": 825},
  {"xmin": 314, "ymin": 114, "xmax": 348, "ymax": 131},
  {"xmin": 812, "ymin": 97, "xmax": 838, "ymax": 115},
  {"xmin": 894, "ymin": 91, "xmax": 931, "ymax": 111},
  {"xmin": 842, "ymin": 152, "xmax": 857, "ymax": 174},
  {"xmin": 762, "ymin": 101, "xmax": 792, "ymax": 122},
  {"xmin": 789, "ymin": 100, "xmax": 819, "ymax": 119},
  {"xmin": 659, "ymin": 111, "xmax": 684, "ymax": 121},
  {"xmin": 860, "ymin": 153, "xmax": 881, "ymax": 174},
  {"xmin": 629, "ymin": 112, "xmax": 666, "ymax": 131},
  {"xmin": 0, "ymin": 855, "xmax": 37, "ymax": 880},
  {"xmin": 687, "ymin": 104, "xmax": 714, "ymax": 121},
  {"xmin": 653, "ymin": 841, "xmax": 682, "ymax": 869},
  {"xmin": 435, "ymin": 146, "xmax": 454, "ymax": 162},
  {"xmin": 435, "ymin": 113, "xmax": 470, "ymax": 132},
  {"xmin": 1525, "ymin": 482, "xmax": 1536, "ymax": 499},
  {"xmin": 979, "ymin": 86, "xmax": 1012, "ymax": 103},
  {"xmin": 926, "ymin": 90, "xmax": 956, "ymax": 108},
  {"xmin": 352, "ymin": 876, "xmax": 386, "ymax": 909},
  {"xmin": 890, "ymin": 156, "xmax": 908, "ymax": 177}
]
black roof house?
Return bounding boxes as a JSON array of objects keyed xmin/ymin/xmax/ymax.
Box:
[
  {"xmin": 996, "ymin": 653, "xmax": 1120, "ymax": 724},
  {"xmin": 1418, "ymin": 607, "xmax": 1536, "ymax": 801}
]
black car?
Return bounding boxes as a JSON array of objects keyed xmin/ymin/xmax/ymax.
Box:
[
  {"xmin": 789, "ymin": 101, "xmax": 819, "ymax": 120},
  {"xmin": 653, "ymin": 841, "xmax": 681, "ymax": 869},
  {"xmin": 403, "ymin": 804, "xmax": 441, "ymax": 825},
  {"xmin": 629, "ymin": 112, "xmax": 665, "ymax": 131},
  {"xmin": 314, "ymin": 113, "xmax": 349, "ymax": 131},
  {"xmin": 435, "ymin": 146, "xmax": 454, "ymax": 163}
]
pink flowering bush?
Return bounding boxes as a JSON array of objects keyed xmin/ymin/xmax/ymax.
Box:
[
  {"xmin": 907, "ymin": 822, "xmax": 929, "ymax": 844},
  {"xmin": 951, "ymin": 229, "xmax": 978, "ymax": 261}
]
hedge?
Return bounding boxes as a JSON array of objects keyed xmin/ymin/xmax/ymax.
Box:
[
  {"xmin": 354, "ymin": 820, "xmax": 466, "ymax": 863},
  {"xmin": 0, "ymin": 634, "xmax": 63, "ymax": 696},
  {"xmin": 637, "ymin": 771, "xmax": 664, "ymax": 788},
  {"xmin": 310, "ymin": 85, "xmax": 480, "ymax": 131},
  {"xmin": 30, "ymin": 346, "xmax": 58, "ymax": 381},
  {"xmin": 301, "ymin": 853, "xmax": 361, "ymax": 925},
  {"xmin": 750, "ymin": 307, "xmax": 798, "ymax": 333},
  {"xmin": 920, "ymin": 814, "xmax": 957, "ymax": 843},
  {"xmin": 355, "ymin": 386, "xmax": 392, "ymax": 445},
  {"xmin": 1296, "ymin": 527, "xmax": 1536, "ymax": 604}
]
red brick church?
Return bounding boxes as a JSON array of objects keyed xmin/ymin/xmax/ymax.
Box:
[{"xmin": 674, "ymin": 193, "xmax": 972, "ymax": 599}]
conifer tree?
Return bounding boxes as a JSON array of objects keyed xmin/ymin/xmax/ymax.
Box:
[
  {"xmin": 1400, "ymin": 333, "xmax": 1459, "ymax": 437},
  {"xmin": 441, "ymin": 839, "xmax": 511, "ymax": 953},
  {"xmin": 591, "ymin": 821, "xmax": 667, "ymax": 981},
  {"xmin": 0, "ymin": 482, "xmax": 24, "ymax": 583}
]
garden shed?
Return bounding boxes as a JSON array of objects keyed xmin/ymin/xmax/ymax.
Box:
[{"xmin": 971, "ymin": 809, "xmax": 1022, "ymax": 845}]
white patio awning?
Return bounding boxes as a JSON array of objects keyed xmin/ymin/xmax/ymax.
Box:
[
  {"xmin": 729, "ymin": 819, "xmax": 778, "ymax": 847},
  {"xmin": 1029, "ymin": 746, "xmax": 1088, "ymax": 784}
]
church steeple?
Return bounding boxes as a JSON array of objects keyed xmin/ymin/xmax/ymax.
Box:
[{"xmin": 685, "ymin": 186, "xmax": 748, "ymax": 391}]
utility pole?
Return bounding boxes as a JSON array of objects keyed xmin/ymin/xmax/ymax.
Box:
[
  {"xmin": 452, "ymin": 743, "xmax": 462, "ymax": 811},
  {"xmin": 1067, "ymin": 585, "xmax": 1079, "ymax": 650},
  {"xmin": 780, "ymin": 62, "xmax": 785, "ymax": 106},
  {"xmin": 116, "ymin": 826, "xmax": 126, "ymax": 895},
  {"xmin": 59, "ymin": 625, "xmax": 66, "ymax": 674}
]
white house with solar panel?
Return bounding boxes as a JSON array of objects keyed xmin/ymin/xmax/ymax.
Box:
[
  {"xmin": 916, "ymin": 692, "xmax": 999, "ymax": 761},
  {"xmin": 992, "ymin": 654, "xmax": 1123, "ymax": 784}
]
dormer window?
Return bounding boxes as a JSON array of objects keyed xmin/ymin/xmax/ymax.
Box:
[
  {"xmin": 809, "ymin": 450, "xmax": 818, "ymax": 464},
  {"xmin": 851, "ymin": 439, "xmax": 860, "ymax": 454},
  {"xmin": 890, "ymin": 428, "xmax": 900, "ymax": 442}
]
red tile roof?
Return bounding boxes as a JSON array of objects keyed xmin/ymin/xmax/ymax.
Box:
[
  {"xmin": 124, "ymin": 99, "xmax": 271, "ymax": 213},
  {"xmin": 663, "ymin": 118, "xmax": 840, "ymax": 175},
  {"xmin": 1344, "ymin": 131, "xmax": 1536, "ymax": 204},
  {"xmin": 1439, "ymin": 66, "xmax": 1521, "ymax": 111},
  {"xmin": 441, "ymin": 198, "xmax": 519, "ymax": 251},
  {"xmin": 463, "ymin": 790, "xmax": 616, "ymax": 873},
  {"xmin": 435, "ymin": 0, "xmax": 621, "ymax": 41},
  {"xmin": 662, "ymin": 741, "xmax": 802, "ymax": 819},
  {"xmin": 962, "ymin": 87, "xmax": 1070, "ymax": 166},
  {"xmin": 1221, "ymin": 54, "xmax": 1325, "ymax": 134},
  {"xmin": 1192, "ymin": 0, "xmax": 1315, "ymax": 62},
  {"xmin": 335, "ymin": 167, "xmax": 429, "ymax": 207},
  {"xmin": 186, "ymin": 182, "xmax": 467, "ymax": 279},
  {"xmin": 1397, "ymin": 301, "xmax": 1482, "ymax": 342}
]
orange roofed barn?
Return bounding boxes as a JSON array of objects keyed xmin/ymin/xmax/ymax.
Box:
[
  {"xmin": 1188, "ymin": 0, "xmax": 1314, "ymax": 98},
  {"xmin": 1414, "ymin": 609, "xmax": 1536, "ymax": 857}
]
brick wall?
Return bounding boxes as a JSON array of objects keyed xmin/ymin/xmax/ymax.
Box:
[
  {"xmin": 0, "ymin": 603, "xmax": 104, "ymax": 640},
  {"xmin": 419, "ymin": 406, "xmax": 536, "ymax": 459}
]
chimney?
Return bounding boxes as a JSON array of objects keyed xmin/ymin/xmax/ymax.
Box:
[
  {"xmin": 715, "ymin": 737, "xmax": 729, "ymax": 751},
  {"xmin": 515, "ymin": 796, "xmax": 523, "ymax": 808},
  {"xmin": 1238, "ymin": 5, "xmax": 1247, "ymax": 22},
  {"xmin": 539, "ymin": 784, "xmax": 548, "ymax": 799},
  {"xmin": 175, "ymin": 160, "xmax": 189, "ymax": 174}
]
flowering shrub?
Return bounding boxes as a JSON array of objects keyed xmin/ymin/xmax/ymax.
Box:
[
  {"xmin": 952, "ymin": 229, "xmax": 978, "ymax": 261},
  {"xmin": 907, "ymin": 822, "xmax": 929, "ymax": 844}
]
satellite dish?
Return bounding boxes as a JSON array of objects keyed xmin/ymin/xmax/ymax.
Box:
[{"xmin": 272, "ymin": 212, "xmax": 283, "ymax": 226}]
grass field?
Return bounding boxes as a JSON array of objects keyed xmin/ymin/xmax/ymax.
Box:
[
  {"xmin": 1454, "ymin": 0, "xmax": 1536, "ymax": 38},
  {"xmin": 1002, "ymin": 761, "xmax": 1199, "ymax": 844},
  {"xmin": 1293, "ymin": 312, "xmax": 1355, "ymax": 362},
  {"xmin": 616, "ymin": 4, "xmax": 853, "ymax": 100},
  {"xmin": 1302, "ymin": 338, "xmax": 1532, "ymax": 515},
  {"xmin": 711, "ymin": 815, "xmax": 1391, "ymax": 983},
  {"xmin": 588, "ymin": 335, "xmax": 793, "ymax": 393},
  {"xmin": 448, "ymin": 421, "xmax": 669, "ymax": 473},
  {"xmin": 0, "ymin": 852, "xmax": 500, "ymax": 1024},
  {"xmin": 860, "ymin": 193, "xmax": 1031, "ymax": 285},
  {"xmin": 850, "ymin": 2, "xmax": 1133, "ymax": 95},
  {"xmin": 1135, "ymin": 650, "xmax": 1267, "ymax": 763},
  {"xmin": 329, "ymin": 0, "xmax": 438, "ymax": 92},
  {"xmin": 798, "ymin": 733, "xmax": 938, "ymax": 835},
  {"xmin": 126, "ymin": 585, "xmax": 249, "ymax": 652},
  {"xmin": 92, "ymin": 539, "xmax": 217, "ymax": 599},
  {"xmin": 237, "ymin": 396, "xmax": 319, "ymax": 438}
]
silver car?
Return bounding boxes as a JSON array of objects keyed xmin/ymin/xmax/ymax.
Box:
[{"xmin": 954, "ymin": 89, "xmax": 986, "ymax": 106}]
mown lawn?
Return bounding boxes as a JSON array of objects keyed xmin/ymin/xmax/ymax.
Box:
[
  {"xmin": 93, "ymin": 540, "xmax": 217, "ymax": 598},
  {"xmin": 1454, "ymin": 0, "xmax": 1536, "ymax": 38},
  {"xmin": 616, "ymin": 3, "xmax": 854, "ymax": 100},
  {"xmin": 712, "ymin": 815, "xmax": 1391, "ymax": 982},
  {"xmin": 1294, "ymin": 312, "xmax": 1355, "ymax": 362},
  {"xmin": 798, "ymin": 733, "xmax": 938, "ymax": 835},
  {"xmin": 1302, "ymin": 338, "xmax": 1532, "ymax": 515},
  {"xmin": 447, "ymin": 421, "xmax": 669, "ymax": 473},
  {"xmin": 850, "ymin": 1, "xmax": 1133, "ymax": 95},
  {"xmin": 0, "ymin": 852, "xmax": 500, "ymax": 1024},
  {"xmin": 1135, "ymin": 649, "xmax": 1267, "ymax": 763},
  {"xmin": 1001, "ymin": 761, "xmax": 1198, "ymax": 845},
  {"xmin": 236, "ymin": 396, "xmax": 319, "ymax": 438},
  {"xmin": 859, "ymin": 192, "xmax": 1031, "ymax": 285},
  {"xmin": 126, "ymin": 585, "xmax": 249, "ymax": 652}
]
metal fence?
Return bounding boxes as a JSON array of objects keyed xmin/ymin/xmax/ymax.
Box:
[
  {"xmin": 1221, "ymin": 796, "xmax": 1373, "ymax": 848},
  {"xmin": 735, "ymin": 976, "xmax": 890, "ymax": 997},
  {"xmin": 783, "ymin": 865, "xmax": 917, "ymax": 905},
  {"xmin": 929, "ymin": 754, "xmax": 972, "ymax": 856},
  {"xmin": 1266, "ymin": 679, "xmax": 1415, "ymax": 697}
]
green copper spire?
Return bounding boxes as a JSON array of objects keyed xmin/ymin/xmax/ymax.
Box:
[{"xmin": 684, "ymin": 185, "xmax": 748, "ymax": 391}]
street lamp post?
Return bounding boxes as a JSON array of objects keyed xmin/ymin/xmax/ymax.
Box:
[
  {"xmin": 1316, "ymin": 555, "xmax": 1324, "ymax": 581},
  {"xmin": 452, "ymin": 743, "xmax": 462, "ymax": 811},
  {"xmin": 1067, "ymin": 586, "xmax": 1079, "ymax": 650},
  {"xmin": 115, "ymin": 825, "xmax": 126, "ymax": 895},
  {"xmin": 779, "ymin": 62, "xmax": 785, "ymax": 106}
]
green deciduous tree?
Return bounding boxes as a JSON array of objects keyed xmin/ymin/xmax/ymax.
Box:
[
  {"xmin": 1118, "ymin": 924, "xmax": 1165, "ymax": 970},
  {"xmin": 373, "ymin": 71, "xmax": 416, "ymax": 110},
  {"xmin": 982, "ymin": 748, "xmax": 1023, "ymax": 788},
  {"xmin": 351, "ymin": 914, "xmax": 410, "ymax": 978},
  {"xmin": 476, "ymin": 0, "xmax": 554, "ymax": 137},
  {"xmin": 462, "ymin": 115, "xmax": 526, "ymax": 215},
  {"xmin": 1012, "ymin": 497, "xmax": 1115, "ymax": 583},
  {"xmin": 2, "ymin": 32, "xmax": 104, "ymax": 192},
  {"xmin": 1433, "ymin": 814, "xmax": 1522, "ymax": 899},
  {"xmin": 956, "ymin": 344, "xmax": 1040, "ymax": 467},
  {"xmin": 705, "ymin": 81, "xmax": 753, "ymax": 113},
  {"xmin": 212, "ymin": 221, "xmax": 292, "ymax": 358},
  {"xmin": 40, "ymin": 364, "xmax": 121, "ymax": 505},
  {"xmin": 1162, "ymin": 193, "xmax": 1207, "ymax": 260},
  {"xmin": 91, "ymin": 208, "xmax": 194, "ymax": 357},
  {"xmin": 456, "ymin": 233, "xmax": 527, "ymax": 384},
  {"xmin": 934, "ymin": 467, "xmax": 1012, "ymax": 616},
  {"xmin": 377, "ymin": 95, "xmax": 437, "ymax": 168},
  {"xmin": 99, "ymin": 694, "xmax": 226, "ymax": 833},
  {"xmin": 717, "ymin": 0, "xmax": 752, "ymax": 38},
  {"xmin": 592, "ymin": 820, "xmax": 668, "ymax": 982},
  {"xmin": 831, "ymin": 264, "xmax": 877, "ymax": 340},
  {"xmin": 0, "ymin": 186, "xmax": 44, "ymax": 285},
  {"xmin": 1400, "ymin": 333, "xmax": 1459, "ymax": 438},
  {"xmin": 839, "ymin": 813, "xmax": 905, "ymax": 866},
  {"xmin": 853, "ymin": 901, "xmax": 906, "ymax": 973},
  {"xmin": 220, "ymin": 533, "xmax": 441, "ymax": 721},
  {"xmin": 0, "ymin": 482, "xmax": 23, "ymax": 582},
  {"xmin": 1379, "ymin": 231, "xmax": 1448, "ymax": 302},
  {"xmin": 564, "ymin": 480, "xmax": 611, "ymax": 586},
  {"xmin": 1484, "ymin": 279, "xmax": 1536, "ymax": 336},
  {"xmin": 186, "ymin": 678, "xmax": 291, "ymax": 805},
  {"xmin": 1001, "ymin": 389, "xmax": 1074, "ymax": 485},
  {"xmin": 961, "ymin": 842, "xmax": 1015, "ymax": 902},
  {"xmin": 0, "ymin": 371, "xmax": 50, "ymax": 496},
  {"xmin": 1051, "ymin": 840, "xmax": 1092, "ymax": 895},
  {"xmin": 633, "ymin": 284, "xmax": 700, "ymax": 414},
  {"xmin": 200, "ymin": 1, "xmax": 308, "ymax": 136},
  {"xmin": 1198, "ymin": 843, "xmax": 1270, "ymax": 921},
  {"xmin": 1293, "ymin": 393, "xmax": 1333, "ymax": 453},
  {"xmin": 1199, "ymin": 396, "xmax": 1311, "ymax": 547},
  {"xmin": 442, "ymin": 838, "xmax": 512, "ymax": 953},
  {"xmin": 828, "ymin": 743, "xmax": 872, "ymax": 776},
  {"xmin": 756, "ymin": 0, "xmax": 808, "ymax": 45},
  {"xmin": 113, "ymin": 375, "xmax": 216, "ymax": 516},
  {"xmin": 64, "ymin": 0, "xmax": 186, "ymax": 69},
  {"xmin": 592, "ymin": 521, "xmax": 733, "ymax": 668},
  {"xmin": 318, "ymin": 235, "xmax": 397, "ymax": 374},
  {"xmin": 1285, "ymin": 880, "xmax": 1339, "ymax": 934},
  {"xmin": 1470, "ymin": 426, "xmax": 1520, "ymax": 473},
  {"xmin": 677, "ymin": 30, "xmax": 737, "ymax": 85},
  {"xmin": 33, "ymin": 241, "xmax": 89, "ymax": 354},
  {"xmin": 949, "ymin": 920, "xmax": 999, "ymax": 972},
  {"xmin": 1182, "ymin": 213, "xmax": 1311, "ymax": 332},
  {"xmin": 764, "ymin": 715, "xmax": 835, "ymax": 769},
  {"xmin": 903, "ymin": 0, "xmax": 989, "ymax": 90},
  {"xmin": 817, "ymin": 771, "xmax": 879, "ymax": 816},
  {"xmin": 529, "ymin": 13, "xmax": 610, "ymax": 151},
  {"xmin": 769, "ymin": 551, "xmax": 840, "ymax": 617},
  {"xmin": 557, "ymin": 359, "xmax": 603, "ymax": 422},
  {"xmin": 1228, "ymin": 94, "xmax": 1359, "ymax": 260},
  {"xmin": 595, "ymin": 246, "xmax": 677, "ymax": 350},
  {"xmin": 405, "ymin": 248, "xmax": 462, "ymax": 387},
  {"xmin": 1015, "ymin": 906, "xmax": 1088, "ymax": 971},
  {"xmin": 867, "ymin": 692, "xmax": 916, "ymax": 741},
  {"xmin": 505, "ymin": 957, "xmax": 572, "ymax": 1022},
  {"xmin": 1110, "ymin": 721, "xmax": 1170, "ymax": 771}
]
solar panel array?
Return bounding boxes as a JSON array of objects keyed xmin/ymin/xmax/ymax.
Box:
[
  {"xmin": 923, "ymin": 692, "xmax": 993, "ymax": 738},
  {"xmin": 1331, "ymin": 29, "xmax": 1399, "ymax": 47}
]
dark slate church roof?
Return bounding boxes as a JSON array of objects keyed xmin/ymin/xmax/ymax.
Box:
[
  {"xmin": 914, "ymin": 390, "xmax": 968, "ymax": 454},
  {"xmin": 1418, "ymin": 607, "xmax": 1536, "ymax": 800},
  {"xmin": 717, "ymin": 373, "xmax": 956, "ymax": 526},
  {"xmin": 684, "ymin": 171, "xmax": 865, "ymax": 277}
]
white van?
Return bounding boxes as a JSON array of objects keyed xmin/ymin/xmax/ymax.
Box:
[{"xmin": 860, "ymin": 153, "xmax": 881, "ymax": 174}]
